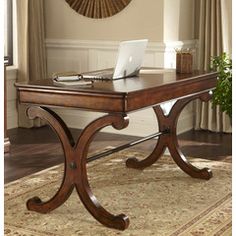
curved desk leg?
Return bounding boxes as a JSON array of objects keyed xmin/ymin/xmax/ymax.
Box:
[
  {"xmin": 126, "ymin": 92, "xmax": 213, "ymax": 180},
  {"xmin": 126, "ymin": 106, "xmax": 167, "ymax": 169},
  {"xmin": 166, "ymin": 93, "xmax": 212, "ymax": 180},
  {"xmin": 26, "ymin": 106, "xmax": 130, "ymax": 230},
  {"xmin": 74, "ymin": 114, "xmax": 130, "ymax": 230},
  {"xmin": 26, "ymin": 106, "xmax": 75, "ymax": 213}
]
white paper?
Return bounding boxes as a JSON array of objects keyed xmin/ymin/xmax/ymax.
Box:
[
  {"xmin": 56, "ymin": 76, "xmax": 80, "ymax": 82},
  {"xmin": 53, "ymin": 78, "xmax": 92, "ymax": 86}
]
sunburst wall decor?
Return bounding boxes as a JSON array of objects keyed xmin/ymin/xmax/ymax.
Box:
[{"xmin": 65, "ymin": 0, "xmax": 132, "ymax": 19}]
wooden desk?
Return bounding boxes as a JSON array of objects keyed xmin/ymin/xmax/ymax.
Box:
[{"xmin": 15, "ymin": 69, "xmax": 217, "ymax": 230}]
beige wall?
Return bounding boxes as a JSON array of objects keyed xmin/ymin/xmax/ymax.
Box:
[
  {"xmin": 164, "ymin": 0, "xmax": 195, "ymax": 41},
  {"xmin": 44, "ymin": 0, "xmax": 164, "ymax": 41},
  {"xmin": 44, "ymin": 0, "xmax": 195, "ymax": 42},
  {"xmin": 178, "ymin": 0, "xmax": 195, "ymax": 40}
]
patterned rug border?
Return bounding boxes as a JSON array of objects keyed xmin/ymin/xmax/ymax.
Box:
[
  {"xmin": 214, "ymin": 221, "xmax": 232, "ymax": 236},
  {"xmin": 4, "ymin": 223, "xmax": 60, "ymax": 236},
  {"xmin": 169, "ymin": 193, "xmax": 232, "ymax": 235}
]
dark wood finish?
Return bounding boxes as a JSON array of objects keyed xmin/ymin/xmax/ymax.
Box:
[
  {"xmin": 126, "ymin": 92, "xmax": 212, "ymax": 180},
  {"xmin": 15, "ymin": 70, "xmax": 217, "ymax": 112},
  {"xmin": 15, "ymin": 69, "xmax": 218, "ymax": 230},
  {"xmin": 4, "ymin": 59, "xmax": 10, "ymax": 153},
  {"xmin": 87, "ymin": 131, "xmax": 165, "ymax": 163},
  {"xmin": 26, "ymin": 106, "xmax": 130, "ymax": 230}
]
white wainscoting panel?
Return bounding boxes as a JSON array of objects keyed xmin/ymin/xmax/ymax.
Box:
[
  {"xmin": 45, "ymin": 39, "xmax": 197, "ymax": 136},
  {"xmin": 46, "ymin": 39, "xmax": 197, "ymax": 75},
  {"xmin": 52, "ymin": 103, "xmax": 193, "ymax": 137}
]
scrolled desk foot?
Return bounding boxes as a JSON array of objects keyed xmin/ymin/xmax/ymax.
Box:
[
  {"xmin": 125, "ymin": 106, "xmax": 168, "ymax": 170},
  {"xmin": 27, "ymin": 197, "xmax": 44, "ymax": 212},
  {"xmin": 75, "ymin": 180, "xmax": 130, "ymax": 230},
  {"xmin": 112, "ymin": 214, "xmax": 130, "ymax": 231},
  {"xmin": 126, "ymin": 157, "xmax": 144, "ymax": 169},
  {"xmin": 126, "ymin": 138, "xmax": 166, "ymax": 170},
  {"xmin": 168, "ymin": 143, "xmax": 213, "ymax": 180},
  {"xmin": 196, "ymin": 168, "xmax": 213, "ymax": 180}
]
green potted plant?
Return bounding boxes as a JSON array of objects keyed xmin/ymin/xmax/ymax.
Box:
[{"xmin": 211, "ymin": 53, "xmax": 232, "ymax": 119}]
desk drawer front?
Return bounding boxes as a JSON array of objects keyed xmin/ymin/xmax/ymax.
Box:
[{"xmin": 18, "ymin": 90, "xmax": 125, "ymax": 113}]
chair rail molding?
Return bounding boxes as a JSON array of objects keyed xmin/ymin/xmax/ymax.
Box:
[
  {"xmin": 41, "ymin": 39, "xmax": 197, "ymax": 136},
  {"xmin": 45, "ymin": 38, "xmax": 197, "ymax": 51}
]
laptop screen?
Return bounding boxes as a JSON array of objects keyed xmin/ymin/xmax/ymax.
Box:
[{"xmin": 112, "ymin": 39, "xmax": 148, "ymax": 79}]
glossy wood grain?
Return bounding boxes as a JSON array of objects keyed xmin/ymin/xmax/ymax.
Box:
[
  {"xmin": 26, "ymin": 106, "xmax": 130, "ymax": 230},
  {"xmin": 126, "ymin": 91, "xmax": 213, "ymax": 180},
  {"xmin": 15, "ymin": 69, "xmax": 218, "ymax": 112}
]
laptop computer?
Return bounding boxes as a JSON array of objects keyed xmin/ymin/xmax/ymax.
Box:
[{"xmin": 81, "ymin": 39, "xmax": 148, "ymax": 80}]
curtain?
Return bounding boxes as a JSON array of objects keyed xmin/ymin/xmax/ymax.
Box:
[
  {"xmin": 194, "ymin": 0, "xmax": 231, "ymax": 133},
  {"xmin": 16, "ymin": 0, "xmax": 47, "ymax": 127}
]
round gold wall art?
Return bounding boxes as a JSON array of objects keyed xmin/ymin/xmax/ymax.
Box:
[{"xmin": 65, "ymin": 0, "xmax": 132, "ymax": 19}]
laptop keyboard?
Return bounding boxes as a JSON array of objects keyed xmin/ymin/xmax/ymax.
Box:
[{"xmin": 82, "ymin": 70, "xmax": 113, "ymax": 80}]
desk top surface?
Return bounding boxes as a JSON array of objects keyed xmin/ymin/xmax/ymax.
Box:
[
  {"xmin": 15, "ymin": 69, "xmax": 217, "ymax": 95},
  {"xmin": 15, "ymin": 68, "xmax": 218, "ymax": 112}
]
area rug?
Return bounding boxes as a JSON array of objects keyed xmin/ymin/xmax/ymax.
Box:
[{"xmin": 4, "ymin": 150, "xmax": 232, "ymax": 236}]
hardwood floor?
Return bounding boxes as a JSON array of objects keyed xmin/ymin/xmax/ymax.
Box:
[{"xmin": 4, "ymin": 127, "xmax": 232, "ymax": 184}]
